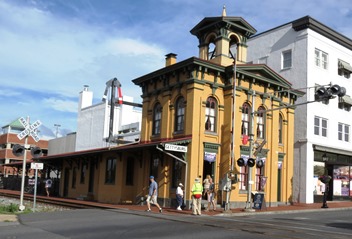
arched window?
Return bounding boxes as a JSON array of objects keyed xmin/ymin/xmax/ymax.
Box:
[
  {"xmin": 257, "ymin": 106, "xmax": 266, "ymax": 139},
  {"xmin": 241, "ymin": 103, "xmax": 250, "ymax": 136},
  {"xmin": 229, "ymin": 37, "xmax": 238, "ymax": 60},
  {"xmin": 208, "ymin": 42, "xmax": 216, "ymax": 60},
  {"xmin": 153, "ymin": 103, "xmax": 162, "ymax": 135},
  {"xmin": 205, "ymin": 97, "xmax": 217, "ymax": 132},
  {"xmin": 175, "ymin": 97, "xmax": 185, "ymax": 132},
  {"xmin": 279, "ymin": 114, "xmax": 283, "ymax": 144}
]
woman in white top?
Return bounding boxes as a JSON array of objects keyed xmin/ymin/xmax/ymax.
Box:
[{"xmin": 176, "ymin": 183, "xmax": 184, "ymax": 210}]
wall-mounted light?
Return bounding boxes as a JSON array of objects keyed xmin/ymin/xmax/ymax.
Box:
[{"xmin": 322, "ymin": 152, "xmax": 328, "ymax": 162}]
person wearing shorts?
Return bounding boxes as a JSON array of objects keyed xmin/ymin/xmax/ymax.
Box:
[{"xmin": 146, "ymin": 176, "xmax": 162, "ymax": 213}]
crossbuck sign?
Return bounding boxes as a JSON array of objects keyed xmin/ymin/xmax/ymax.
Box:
[{"xmin": 17, "ymin": 117, "xmax": 42, "ymax": 142}]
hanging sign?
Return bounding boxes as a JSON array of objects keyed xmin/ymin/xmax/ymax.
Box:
[
  {"xmin": 165, "ymin": 144, "xmax": 188, "ymax": 153},
  {"xmin": 204, "ymin": 152, "xmax": 216, "ymax": 162}
]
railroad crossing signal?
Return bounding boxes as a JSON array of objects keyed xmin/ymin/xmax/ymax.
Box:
[{"xmin": 17, "ymin": 117, "xmax": 42, "ymax": 142}]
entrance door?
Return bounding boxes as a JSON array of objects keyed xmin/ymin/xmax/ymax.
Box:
[
  {"xmin": 88, "ymin": 161, "xmax": 95, "ymax": 193},
  {"xmin": 63, "ymin": 168, "xmax": 69, "ymax": 197},
  {"xmin": 203, "ymin": 161, "xmax": 214, "ymax": 179}
]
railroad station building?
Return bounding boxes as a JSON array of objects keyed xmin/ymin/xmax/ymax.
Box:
[{"xmin": 40, "ymin": 8, "xmax": 302, "ymax": 208}]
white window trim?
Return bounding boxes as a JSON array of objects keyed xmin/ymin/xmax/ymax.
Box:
[
  {"xmin": 314, "ymin": 48, "xmax": 329, "ymax": 70},
  {"xmin": 338, "ymin": 122, "xmax": 350, "ymax": 142},
  {"xmin": 282, "ymin": 50, "xmax": 292, "ymax": 69},
  {"xmin": 314, "ymin": 116, "xmax": 328, "ymax": 137}
]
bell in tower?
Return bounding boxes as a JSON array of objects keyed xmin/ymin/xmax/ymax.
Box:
[{"xmin": 190, "ymin": 6, "xmax": 257, "ymax": 66}]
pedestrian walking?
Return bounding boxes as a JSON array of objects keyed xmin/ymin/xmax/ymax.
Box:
[
  {"xmin": 191, "ymin": 178, "xmax": 203, "ymax": 215},
  {"xmin": 176, "ymin": 183, "xmax": 184, "ymax": 210},
  {"xmin": 205, "ymin": 178, "xmax": 216, "ymax": 211},
  {"xmin": 146, "ymin": 176, "xmax": 162, "ymax": 213},
  {"xmin": 203, "ymin": 175, "xmax": 211, "ymax": 198},
  {"xmin": 45, "ymin": 178, "xmax": 52, "ymax": 197}
]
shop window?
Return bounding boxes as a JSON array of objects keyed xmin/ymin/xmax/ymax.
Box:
[
  {"xmin": 239, "ymin": 166, "xmax": 248, "ymax": 191},
  {"xmin": 150, "ymin": 153, "xmax": 160, "ymax": 179},
  {"xmin": 80, "ymin": 163, "xmax": 87, "ymax": 184},
  {"xmin": 126, "ymin": 157, "xmax": 134, "ymax": 186},
  {"xmin": 172, "ymin": 160, "xmax": 183, "ymax": 188},
  {"xmin": 72, "ymin": 167, "xmax": 77, "ymax": 189},
  {"xmin": 105, "ymin": 158, "xmax": 116, "ymax": 184}
]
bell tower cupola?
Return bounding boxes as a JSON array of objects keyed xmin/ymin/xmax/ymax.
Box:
[{"xmin": 190, "ymin": 6, "xmax": 257, "ymax": 66}]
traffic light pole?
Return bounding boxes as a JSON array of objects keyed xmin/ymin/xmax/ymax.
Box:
[
  {"xmin": 19, "ymin": 134, "xmax": 28, "ymax": 211},
  {"xmin": 244, "ymin": 92, "xmax": 256, "ymax": 211}
]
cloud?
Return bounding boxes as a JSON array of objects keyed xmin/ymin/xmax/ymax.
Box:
[{"xmin": 42, "ymin": 97, "xmax": 77, "ymax": 113}]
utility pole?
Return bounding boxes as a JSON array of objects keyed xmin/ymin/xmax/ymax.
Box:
[{"xmin": 54, "ymin": 124, "xmax": 61, "ymax": 138}]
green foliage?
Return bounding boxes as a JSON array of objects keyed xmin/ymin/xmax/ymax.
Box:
[{"xmin": 0, "ymin": 203, "xmax": 18, "ymax": 213}]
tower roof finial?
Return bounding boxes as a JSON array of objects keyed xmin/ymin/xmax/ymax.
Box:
[{"xmin": 222, "ymin": 5, "xmax": 227, "ymax": 17}]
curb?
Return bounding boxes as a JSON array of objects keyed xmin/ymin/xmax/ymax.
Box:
[{"xmin": 215, "ymin": 206, "xmax": 352, "ymax": 217}]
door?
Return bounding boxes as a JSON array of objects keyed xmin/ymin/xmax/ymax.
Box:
[
  {"xmin": 63, "ymin": 168, "xmax": 69, "ymax": 197},
  {"xmin": 88, "ymin": 161, "xmax": 95, "ymax": 193}
]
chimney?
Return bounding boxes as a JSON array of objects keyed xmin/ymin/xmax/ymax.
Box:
[{"xmin": 165, "ymin": 53, "xmax": 177, "ymax": 67}]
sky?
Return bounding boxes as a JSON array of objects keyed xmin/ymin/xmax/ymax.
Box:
[{"xmin": 1, "ymin": 0, "xmax": 351, "ymax": 136}]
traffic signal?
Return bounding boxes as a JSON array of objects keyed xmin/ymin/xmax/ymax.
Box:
[
  {"xmin": 315, "ymin": 84, "xmax": 346, "ymax": 102},
  {"xmin": 247, "ymin": 158, "xmax": 256, "ymax": 167},
  {"xmin": 237, "ymin": 158, "xmax": 245, "ymax": 167}
]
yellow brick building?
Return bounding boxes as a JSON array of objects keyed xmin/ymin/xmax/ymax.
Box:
[
  {"xmin": 44, "ymin": 9, "xmax": 303, "ymax": 209},
  {"xmin": 132, "ymin": 10, "xmax": 303, "ymax": 208}
]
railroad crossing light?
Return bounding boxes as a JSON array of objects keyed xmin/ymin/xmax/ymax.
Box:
[
  {"xmin": 247, "ymin": 158, "xmax": 256, "ymax": 167},
  {"xmin": 12, "ymin": 144, "xmax": 25, "ymax": 157},
  {"xmin": 256, "ymin": 159, "xmax": 264, "ymax": 168},
  {"xmin": 31, "ymin": 147, "xmax": 42, "ymax": 158},
  {"xmin": 237, "ymin": 158, "xmax": 245, "ymax": 167}
]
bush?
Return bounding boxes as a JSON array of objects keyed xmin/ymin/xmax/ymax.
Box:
[{"xmin": 0, "ymin": 203, "xmax": 18, "ymax": 213}]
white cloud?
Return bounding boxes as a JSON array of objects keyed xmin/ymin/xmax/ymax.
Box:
[
  {"xmin": 0, "ymin": 89, "xmax": 21, "ymax": 97},
  {"xmin": 42, "ymin": 97, "xmax": 77, "ymax": 113}
]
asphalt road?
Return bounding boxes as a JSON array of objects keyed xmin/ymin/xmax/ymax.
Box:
[{"xmin": 1, "ymin": 208, "xmax": 351, "ymax": 239}]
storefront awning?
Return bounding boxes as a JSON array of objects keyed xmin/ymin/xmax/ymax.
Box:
[
  {"xmin": 341, "ymin": 95, "xmax": 352, "ymax": 106},
  {"xmin": 338, "ymin": 59, "xmax": 352, "ymax": 73},
  {"xmin": 314, "ymin": 145, "xmax": 352, "ymax": 157}
]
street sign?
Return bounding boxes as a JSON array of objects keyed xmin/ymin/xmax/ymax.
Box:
[
  {"xmin": 17, "ymin": 117, "xmax": 42, "ymax": 142},
  {"xmin": 165, "ymin": 144, "xmax": 188, "ymax": 153},
  {"xmin": 31, "ymin": 162, "xmax": 44, "ymax": 170}
]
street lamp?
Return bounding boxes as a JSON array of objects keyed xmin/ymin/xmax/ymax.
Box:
[{"xmin": 54, "ymin": 124, "xmax": 61, "ymax": 138}]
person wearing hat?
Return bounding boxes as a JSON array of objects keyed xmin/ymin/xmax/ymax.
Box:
[
  {"xmin": 176, "ymin": 183, "xmax": 184, "ymax": 210},
  {"xmin": 191, "ymin": 177, "xmax": 203, "ymax": 215},
  {"xmin": 146, "ymin": 176, "xmax": 162, "ymax": 213}
]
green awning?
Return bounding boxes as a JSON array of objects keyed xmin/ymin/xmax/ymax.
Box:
[{"xmin": 338, "ymin": 59, "xmax": 352, "ymax": 73}]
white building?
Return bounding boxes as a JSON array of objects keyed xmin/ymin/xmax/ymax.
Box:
[
  {"xmin": 247, "ymin": 16, "xmax": 352, "ymax": 203},
  {"xmin": 49, "ymin": 85, "xmax": 142, "ymax": 154}
]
